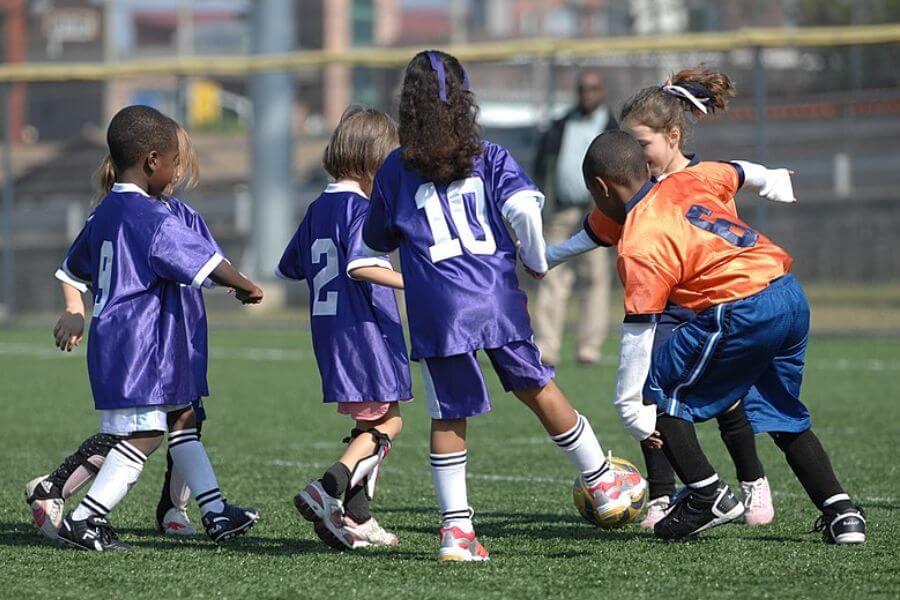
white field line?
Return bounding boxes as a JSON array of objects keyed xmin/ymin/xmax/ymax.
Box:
[
  {"xmin": 262, "ymin": 458, "xmax": 898, "ymax": 505},
  {"xmin": 0, "ymin": 342, "xmax": 897, "ymax": 371}
]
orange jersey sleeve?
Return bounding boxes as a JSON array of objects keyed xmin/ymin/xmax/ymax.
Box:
[{"xmin": 584, "ymin": 208, "xmax": 623, "ymax": 247}]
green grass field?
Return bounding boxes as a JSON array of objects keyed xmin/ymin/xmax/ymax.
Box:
[{"xmin": 0, "ymin": 327, "xmax": 897, "ymax": 599}]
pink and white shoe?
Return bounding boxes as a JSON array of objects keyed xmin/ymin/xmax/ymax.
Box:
[
  {"xmin": 589, "ymin": 464, "xmax": 647, "ymax": 521},
  {"xmin": 438, "ymin": 526, "xmax": 489, "ymax": 562},
  {"xmin": 343, "ymin": 515, "xmax": 398, "ymax": 547},
  {"xmin": 293, "ymin": 480, "xmax": 356, "ymax": 550},
  {"xmin": 741, "ymin": 477, "xmax": 775, "ymax": 526},
  {"xmin": 639, "ymin": 496, "xmax": 671, "ymax": 529}
]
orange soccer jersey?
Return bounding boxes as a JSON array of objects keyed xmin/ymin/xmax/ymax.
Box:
[{"xmin": 589, "ymin": 161, "xmax": 793, "ymax": 318}]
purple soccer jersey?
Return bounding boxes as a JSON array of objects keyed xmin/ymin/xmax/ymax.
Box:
[
  {"xmin": 276, "ymin": 183, "xmax": 412, "ymax": 404},
  {"xmin": 362, "ymin": 141, "xmax": 541, "ymax": 359},
  {"xmin": 60, "ymin": 183, "xmax": 223, "ymax": 410},
  {"xmin": 164, "ymin": 196, "xmax": 223, "ymax": 398}
]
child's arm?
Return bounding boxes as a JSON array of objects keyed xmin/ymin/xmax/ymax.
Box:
[
  {"xmin": 53, "ymin": 281, "xmax": 85, "ymax": 352},
  {"xmin": 349, "ymin": 265, "xmax": 404, "ymax": 289},
  {"xmin": 209, "ymin": 261, "xmax": 264, "ymax": 304},
  {"xmin": 731, "ymin": 161, "xmax": 797, "ymax": 203},
  {"xmin": 501, "ymin": 192, "xmax": 548, "ymax": 275}
]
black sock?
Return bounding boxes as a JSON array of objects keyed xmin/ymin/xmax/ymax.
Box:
[
  {"xmin": 770, "ymin": 430, "xmax": 850, "ymax": 511},
  {"xmin": 656, "ymin": 415, "xmax": 718, "ymax": 492},
  {"xmin": 640, "ymin": 441, "xmax": 677, "ymax": 500},
  {"xmin": 343, "ymin": 485, "xmax": 372, "ymax": 523},
  {"xmin": 321, "ymin": 462, "xmax": 351, "ymax": 499},
  {"xmin": 717, "ymin": 403, "xmax": 765, "ymax": 482},
  {"xmin": 48, "ymin": 433, "xmax": 120, "ymax": 490}
]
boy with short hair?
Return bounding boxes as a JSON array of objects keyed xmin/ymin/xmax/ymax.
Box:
[{"xmin": 574, "ymin": 130, "xmax": 865, "ymax": 543}]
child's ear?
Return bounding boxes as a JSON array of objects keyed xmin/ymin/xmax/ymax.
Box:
[
  {"xmin": 594, "ymin": 175, "xmax": 610, "ymax": 199},
  {"xmin": 146, "ymin": 150, "xmax": 159, "ymax": 173}
]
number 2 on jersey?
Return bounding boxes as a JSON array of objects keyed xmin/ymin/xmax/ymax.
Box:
[
  {"xmin": 416, "ymin": 177, "xmax": 497, "ymax": 263},
  {"xmin": 311, "ymin": 238, "xmax": 338, "ymax": 316}
]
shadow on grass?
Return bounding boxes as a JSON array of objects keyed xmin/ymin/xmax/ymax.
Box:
[
  {"xmin": 116, "ymin": 527, "xmax": 329, "ymax": 555},
  {"xmin": 0, "ymin": 521, "xmax": 56, "ymax": 548}
]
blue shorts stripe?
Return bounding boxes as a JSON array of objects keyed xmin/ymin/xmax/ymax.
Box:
[{"xmin": 670, "ymin": 303, "xmax": 726, "ymax": 409}]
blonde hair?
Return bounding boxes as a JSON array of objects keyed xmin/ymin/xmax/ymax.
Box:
[
  {"xmin": 323, "ymin": 105, "xmax": 398, "ymax": 186},
  {"xmin": 93, "ymin": 123, "xmax": 200, "ymax": 203}
]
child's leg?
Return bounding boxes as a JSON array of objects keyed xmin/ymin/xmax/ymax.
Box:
[
  {"xmin": 512, "ymin": 380, "xmax": 610, "ymax": 489},
  {"xmin": 640, "ymin": 442, "xmax": 677, "ymax": 500},
  {"xmin": 430, "ymin": 417, "xmax": 471, "ymax": 530},
  {"xmin": 45, "ymin": 433, "xmax": 121, "ymax": 498},
  {"xmin": 655, "ymin": 415, "xmax": 719, "ymax": 492},
  {"xmin": 165, "ymin": 407, "xmax": 225, "ymax": 516},
  {"xmin": 716, "ymin": 400, "xmax": 765, "ymax": 482},
  {"xmin": 70, "ymin": 430, "xmax": 163, "ymax": 521},
  {"xmin": 770, "ymin": 429, "xmax": 851, "ymax": 512}
]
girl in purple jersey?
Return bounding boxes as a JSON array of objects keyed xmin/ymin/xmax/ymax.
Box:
[
  {"xmin": 361, "ymin": 51, "xmax": 642, "ymax": 561},
  {"xmin": 35, "ymin": 106, "xmax": 264, "ymax": 551},
  {"xmin": 26, "ymin": 126, "xmax": 223, "ymax": 540},
  {"xmin": 280, "ymin": 107, "xmax": 411, "ymax": 550}
]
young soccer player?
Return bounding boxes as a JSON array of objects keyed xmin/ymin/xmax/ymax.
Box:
[
  {"xmin": 575, "ymin": 129, "xmax": 865, "ymax": 543},
  {"xmin": 546, "ymin": 69, "xmax": 776, "ymax": 529},
  {"xmin": 49, "ymin": 106, "xmax": 263, "ymax": 551},
  {"xmin": 276, "ymin": 106, "xmax": 410, "ymax": 550},
  {"xmin": 360, "ymin": 51, "xmax": 641, "ymax": 561},
  {"xmin": 26, "ymin": 126, "xmax": 222, "ymax": 539}
]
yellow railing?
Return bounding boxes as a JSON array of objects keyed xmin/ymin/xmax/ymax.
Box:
[{"xmin": 0, "ymin": 24, "xmax": 897, "ymax": 82}]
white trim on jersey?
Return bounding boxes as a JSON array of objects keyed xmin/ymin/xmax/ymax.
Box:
[
  {"xmin": 191, "ymin": 252, "xmax": 223, "ymax": 289},
  {"xmin": 324, "ymin": 181, "xmax": 368, "ymax": 199},
  {"xmin": 55, "ymin": 265, "xmax": 89, "ymax": 293},
  {"xmin": 346, "ymin": 257, "xmax": 393, "ymax": 279},
  {"xmin": 111, "ymin": 182, "xmax": 151, "ymax": 197}
]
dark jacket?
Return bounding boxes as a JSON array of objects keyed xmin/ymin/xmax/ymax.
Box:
[{"xmin": 533, "ymin": 106, "xmax": 618, "ymax": 210}]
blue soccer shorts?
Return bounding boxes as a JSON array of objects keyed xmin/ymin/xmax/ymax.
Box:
[
  {"xmin": 645, "ymin": 274, "xmax": 812, "ymax": 433},
  {"xmin": 420, "ymin": 339, "xmax": 555, "ymax": 420}
]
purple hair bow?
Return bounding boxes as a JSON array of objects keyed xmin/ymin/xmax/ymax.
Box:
[{"xmin": 426, "ymin": 50, "xmax": 470, "ymax": 104}]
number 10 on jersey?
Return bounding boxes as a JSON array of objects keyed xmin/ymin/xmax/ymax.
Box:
[{"xmin": 416, "ymin": 177, "xmax": 497, "ymax": 263}]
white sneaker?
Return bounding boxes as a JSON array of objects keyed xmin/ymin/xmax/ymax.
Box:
[
  {"xmin": 639, "ymin": 496, "xmax": 671, "ymax": 529},
  {"xmin": 157, "ymin": 507, "xmax": 197, "ymax": 536},
  {"xmin": 740, "ymin": 477, "xmax": 775, "ymax": 526},
  {"xmin": 343, "ymin": 515, "xmax": 398, "ymax": 547},
  {"xmin": 294, "ymin": 480, "xmax": 356, "ymax": 550},
  {"xmin": 25, "ymin": 475, "xmax": 64, "ymax": 540}
]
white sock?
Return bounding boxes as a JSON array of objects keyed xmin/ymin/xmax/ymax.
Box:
[
  {"xmin": 71, "ymin": 440, "xmax": 147, "ymax": 521},
  {"xmin": 550, "ymin": 413, "xmax": 612, "ymax": 486},
  {"xmin": 167, "ymin": 428, "xmax": 224, "ymax": 516},
  {"xmin": 169, "ymin": 460, "xmax": 192, "ymax": 511},
  {"xmin": 430, "ymin": 450, "xmax": 472, "ymax": 532}
]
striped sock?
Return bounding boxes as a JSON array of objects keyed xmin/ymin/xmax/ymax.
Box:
[
  {"xmin": 430, "ymin": 450, "xmax": 472, "ymax": 532},
  {"xmin": 168, "ymin": 428, "xmax": 225, "ymax": 516},
  {"xmin": 550, "ymin": 413, "xmax": 611, "ymax": 487},
  {"xmin": 71, "ymin": 440, "xmax": 147, "ymax": 521}
]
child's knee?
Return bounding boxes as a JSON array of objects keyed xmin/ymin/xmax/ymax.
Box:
[
  {"xmin": 127, "ymin": 431, "xmax": 164, "ymax": 455},
  {"xmin": 168, "ymin": 406, "xmax": 197, "ymax": 430}
]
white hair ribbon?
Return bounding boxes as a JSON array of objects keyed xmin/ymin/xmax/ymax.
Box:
[{"xmin": 661, "ymin": 83, "xmax": 710, "ymax": 114}]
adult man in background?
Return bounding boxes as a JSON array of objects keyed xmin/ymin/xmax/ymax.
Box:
[{"xmin": 532, "ymin": 69, "xmax": 618, "ymax": 366}]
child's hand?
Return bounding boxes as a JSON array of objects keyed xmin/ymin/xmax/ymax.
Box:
[
  {"xmin": 235, "ymin": 285, "xmax": 264, "ymax": 304},
  {"xmin": 516, "ymin": 241, "xmax": 546, "ymax": 279},
  {"xmin": 53, "ymin": 310, "xmax": 85, "ymax": 352},
  {"xmin": 644, "ymin": 431, "xmax": 663, "ymax": 449}
]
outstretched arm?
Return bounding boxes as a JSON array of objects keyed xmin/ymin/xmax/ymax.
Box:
[
  {"xmin": 732, "ymin": 161, "xmax": 797, "ymax": 204},
  {"xmin": 209, "ymin": 261, "xmax": 264, "ymax": 304},
  {"xmin": 349, "ymin": 265, "xmax": 404, "ymax": 290}
]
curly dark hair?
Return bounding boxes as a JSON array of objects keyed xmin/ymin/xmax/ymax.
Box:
[{"xmin": 398, "ymin": 50, "xmax": 482, "ymax": 184}]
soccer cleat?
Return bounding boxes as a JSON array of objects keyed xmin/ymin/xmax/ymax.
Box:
[
  {"xmin": 294, "ymin": 480, "xmax": 355, "ymax": 550},
  {"xmin": 813, "ymin": 506, "xmax": 866, "ymax": 545},
  {"xmin": 57, "ymin": 514, "xmax": 129, "ymax": 552},
  {"xmin": 438, "ymin": 526, "xmax": 489, "ymax": 562},
  {"xmin": 654, "ymin": 481, "xmax": 745, "ymax": 541},
  {"xmin": 155, "ymin": 507, "xmax": 197, "ymax": 536},
  {"xmin": 342, "ymin": 515, "xmax": 398, "ymax": 547},
  {"xmin": 740, "ymin": 477, "xmax": 775, "ymax": 526},
  {"xmin": 588, "ymin": 463, "xmax": 647, "ymax": 521},
  {"xmin": 25, "ymin": 475, "xmax": 64, "ymax": 540},
  {"xmin": 639, "ymin": 496, "xmax": 671, "ymax": 529},
  {"xmin": 201, "ymin": 502, "xmax": 259, "ymax": 542}
]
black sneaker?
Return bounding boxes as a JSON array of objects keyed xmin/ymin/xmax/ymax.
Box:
[
  {"xmin": 654, "ymin": 481, "xmax": 745, "ymax": 541},
  {"xmin": 201, "ymin": 503, "xmax": 259, "ymax": 542},
  {"xmin": 813, "ymin": 506, "xmax": 866, "ymax": 544},
  {"xmin": 57, "ymin": 514, "xmax": 129, "ymax": 552}
]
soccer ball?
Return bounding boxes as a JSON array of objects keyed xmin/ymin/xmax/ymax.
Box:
[
  {"xmin": 25, "ymin": 475, "xmax": 64, "ymax": 540},
  {"xmin": 572, "ymin": 456, "xmax": 647, "ymax": 529}
]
